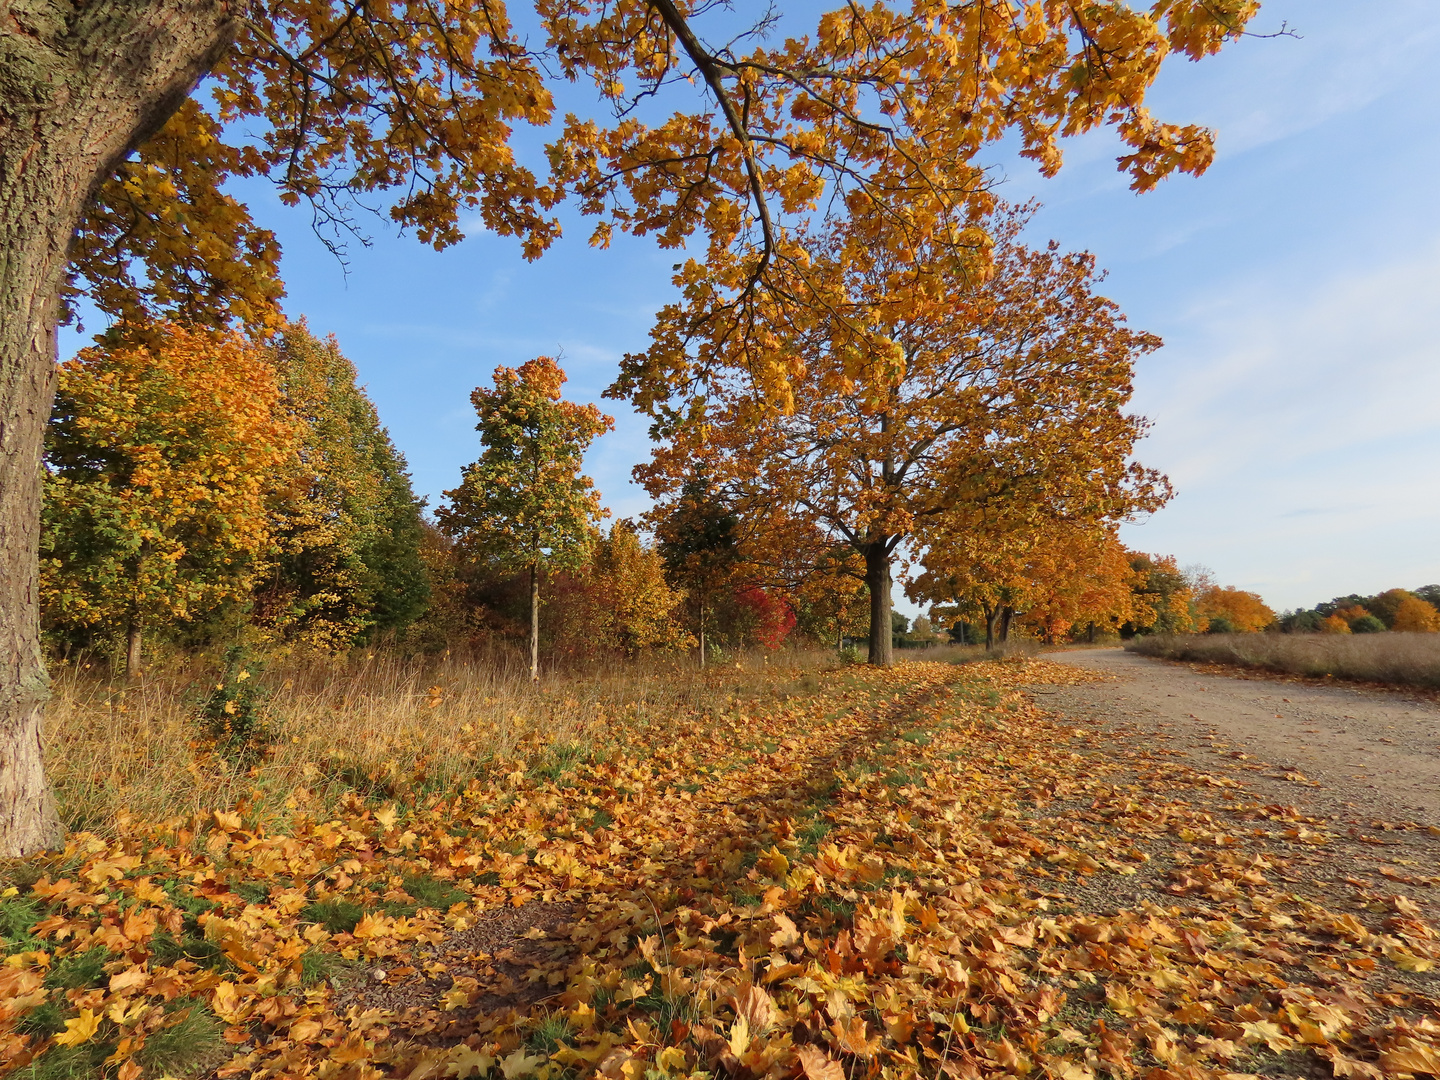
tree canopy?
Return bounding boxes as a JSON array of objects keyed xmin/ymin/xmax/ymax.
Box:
[{"xmin": 639, "ymin": 211, "xmax": 1168, "ymax": 663}]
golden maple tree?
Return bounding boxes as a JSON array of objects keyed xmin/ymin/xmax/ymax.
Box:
[
  {"xmin": 1391, "ymin": 596, "xmax": 1440, "ymax": 633},
  {"xmin": 560, "ymin": 520, "xmax": 694, "ymax": 657},
  {"xmin": 1195, "ymin": 584, "xmax": 1276, "ymax": 633},
  {"xmin": 40, "ymin": 324, "xmax": 296, "ymax": 675}
]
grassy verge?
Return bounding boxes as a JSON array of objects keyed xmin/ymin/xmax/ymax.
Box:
[
  {"xmin": 41, "ymin": 644, "xmax": 845, "ymax": 838},
  {"xmin": 1126, "ymin": 630, "xmax": 1440, "ymax": 688}
]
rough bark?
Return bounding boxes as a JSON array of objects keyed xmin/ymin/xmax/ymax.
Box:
[
  {"xmin": 863, "ymin": 538, "xmax": 893, "ymax": 667},
  {"xmin": 0, "ymin": 0, "xmax": 238, "ymax": 855},
  {"xmin": 529, "ymin": 562, "xmax": 539, "ymax": 682}
]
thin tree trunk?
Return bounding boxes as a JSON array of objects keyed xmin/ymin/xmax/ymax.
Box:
[
  {"xmin": 863, "ymin": 537, "xmax": 894, "ymax": 666},
  {"xmin": 0, "ymin": 1, "xmax": 237, "ymax": 856},
  {"xmin": 529, "ymin": 562, "xmax": 540, "ymax": 682},
  {"xmin": 126, "ymin": 616, "xmax": 143, "ymax": 678},
  {"xmin": 999, "ymin": 606, "xmax": 1013, "ymax": 644},
  {"xmin": 698, "ymin": 593, "xmax": 706, "ymax": 669}
]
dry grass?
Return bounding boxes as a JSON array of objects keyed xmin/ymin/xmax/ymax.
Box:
[
  {"xmin": 42, "ymin": 644, "xmax": 844, "ymax": 838},
  {"xmin": 1125, "ymin": 631, "xmax": 1440, "ymax": 688}
]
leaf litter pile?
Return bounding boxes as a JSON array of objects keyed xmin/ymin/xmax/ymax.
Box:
[{"xmin": 3, "ymin": 658, "xmax": 1438, "ymax": 1080}]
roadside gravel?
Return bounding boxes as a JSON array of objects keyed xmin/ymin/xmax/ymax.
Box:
[{"xmin": 1035, "ymin": 647, "xmax": 1440, "ymax": 826}]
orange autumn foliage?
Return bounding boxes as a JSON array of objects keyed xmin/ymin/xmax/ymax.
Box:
[
  {"xmin": 1196, "ymin": 586, "xmax": 1276, "ymax": 633},
  {"xmin": 1391, "ymin": 596, "xmax": 1440, "ymax": 633},
  {"xmin": 41, "ymin": 325, "xmax": 296, "ymax": 652}
]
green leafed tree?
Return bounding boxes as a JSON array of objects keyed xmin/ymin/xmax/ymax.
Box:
[
  {"xmin": 438, "ymin": 357, "xmax": 612, "ymax": 680},
  {"xmin": 650, "ymin": 472, "xmax": 743, "ymax": 667},
  {"xmin": 257, "ymin": 323, "xmax": 429, "ymax": 650}
]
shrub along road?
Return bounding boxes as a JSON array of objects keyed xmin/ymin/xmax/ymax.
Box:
[{"xmin": 2, "ymin": 657, "xmax": 1438, "ymax": 1079}]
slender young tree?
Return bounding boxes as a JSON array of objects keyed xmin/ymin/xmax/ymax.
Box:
[
  {"xmin": 439, "ymin": 357, "xmax": 612, "ymax": 680},
  {"xmin": 0, "ymin": 0, "xmax": 1256, "ymax": 853}
]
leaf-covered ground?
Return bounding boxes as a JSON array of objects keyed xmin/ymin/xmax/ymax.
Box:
[{"xmin": 3, "ymin": 658, "xmax": 1438, "ymax": 1080}]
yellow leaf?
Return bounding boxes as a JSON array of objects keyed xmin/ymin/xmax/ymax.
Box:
[
  {"xmin": 54, "ymin": 1008, "xmax": 102, "ymax": 1047},
  {"xmin": 446, "ymin": 1046, "xmax": 496, "ymax": 1078},
  {"xmin": 500, "ymin": 1049, "xmax": 546, "ymax": 1079},
  {"xmin": 755, "ymin": 846, "xmax": 789, "ymax": 880},
  {"xmin": 655, "ymin": 1047, "xmax": 688, "ymax": 1074},
  {"xmin": 728, "ymin": 1013, "xmax": 750, "ymax": 1058}
]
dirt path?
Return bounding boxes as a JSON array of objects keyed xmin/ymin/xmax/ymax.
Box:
[{"xmin": 1037, "ymin": 647, "xmax": 1440, "ymax": 826}]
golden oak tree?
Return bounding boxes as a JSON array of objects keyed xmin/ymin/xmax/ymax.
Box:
[
  {"xmin": 439, "ymin": 357, "xmax": 612, "ymax": 680},
  {"xmin": 2, "ymin": 0, "xmax": 1257, "ymax": 852},
  {"xmin": 41, "ymin": 324, "xmax": 295, "ymax": 675},
  {"xmin": 640, "ymin": 212, "xmax": 1168, "ymax": 663}
]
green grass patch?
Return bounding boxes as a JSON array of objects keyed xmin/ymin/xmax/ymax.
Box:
[
  {"xmin": 300, "ymin": 898, "xmax": 366, "ymax": 934},
  {"xmin": 402, "ymin": 872, "xmax": 470, "ymax": 911},
  {"xmin": 136, "ymin": 1000, "xmax": 228, "ymax": 1077},
  {"xmin": 528, "ymin": 1014, "xmax": 573, "ymax": 1053},
  {"xmin": 46, "ymin": 948, "xmax": 108, "ymax": 991}
]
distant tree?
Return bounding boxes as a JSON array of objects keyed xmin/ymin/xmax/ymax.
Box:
[
  {"xmin": 633, "ymin": 213, "xmax": 1168, "ymax": 667},
  {"xmin": 651, "ymin": 473, "xmax": 743, "ymax": 667},
  {"xmin": 1280, "ymin": 610, "xmax": 1325, "ymax": 634},
  {"xmin": 259, "ymin": 323, "xmax": 428, "ymax": 649},
  {"xmin": 575, "ymin": 521, "xmax": 692, "ymax": 657},
  {"xmin": 1366, "ymin": 588, "xmax": 1417, "ymax": 629},
  {"xmin": 1415, "ymin": 585, "xmax": 1440, "ymax": 609},
  {"xmin": 1391, "ymin": 597, "xmax": 1440, "ymax": 633},
  {"xmin": 1333, "ymin": 605, "xmax": 1374, "ymax": 632},
  {"xmin": 1320, "ymin": 614, "xmax": 1352, "ymax": 635},
  {"xmin": 1124, "ymin": 553, "xmax": 1198, "ymax": 636},
  {"xmin": 41, "ymin": 324, "xmax": 294, "ymax": 674},
  {"xmin": 1316, "ymin": 595, "xmax": 1373, "ymax": 618},
  {"xmin": 733, "ymin": 587, "xmax": 797, "ymax": 652},
  {"xmin": 439, "ymin": 357, "xmax": 612, "ymax": 680},
  {"xmin": 1196, "ymin": 586, "xmax": 1275, "ymax": 633},
  {"xmin": 1350, "ymin": 614, "xmax": 1386, "ymax": 634}
]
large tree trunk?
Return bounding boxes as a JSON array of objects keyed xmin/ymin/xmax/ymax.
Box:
[
  {"xmin": 529, "ymin": 562, "xmax": 540, "ymax": 682},
  {"xmin": 999, "ymin": 606, "xmax": 1013, "ymax": 644},
  {"xmin": 0, "ymin": 0, "xmax": 238, "ymax": 856},
  {"xmin": 863, "ymin": 538, "xmax": 893, "ymax": 666},
  {"xmin": 983, "ymin": 604, "xmax": 998, "ymax": 651}
]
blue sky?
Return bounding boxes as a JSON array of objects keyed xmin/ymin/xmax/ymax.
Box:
[{"xmin": 65, "ymin": 0, "xmax": 1440, "ymax": 615}]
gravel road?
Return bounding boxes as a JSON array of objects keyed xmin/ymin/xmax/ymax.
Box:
[{"xmin": 1034, "ymin": 647, "xmax": 1440, "ymax": 827}]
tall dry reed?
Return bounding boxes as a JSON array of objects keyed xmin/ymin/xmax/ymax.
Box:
[
  {"xmin": 42, "ymin": 644, "xmax": 842, "ymax": 838},
  {"xmin": 1125, "ymin": 632, "xmax": 1440, "ymax": 688}
]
